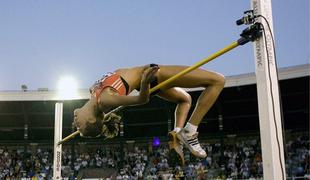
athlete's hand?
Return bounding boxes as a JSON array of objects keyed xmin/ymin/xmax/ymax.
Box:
[
  {"xmin": 139, "ymin": 66, "xmax": 159, "ymax": 104},
  {"xmin": 141, "ymin": 66, "xmax": 159, "ymax": 85}
]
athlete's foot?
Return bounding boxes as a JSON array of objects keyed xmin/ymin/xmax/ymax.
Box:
[
  {"xmin": 168, "ymin": 131, "xmax": 185, "ymax": 165},
  {"xmin": 176, "ymin": 129, "xmax": 207, "ymax": 158}
]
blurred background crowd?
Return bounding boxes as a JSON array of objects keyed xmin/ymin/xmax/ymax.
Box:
[{"xmin": 0, "ymin": 133, "xmax": 308, "ymax": 179}]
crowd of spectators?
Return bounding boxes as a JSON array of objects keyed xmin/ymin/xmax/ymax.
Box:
[{"xmin": 0, "ymin": 133, "xmax": 308, "ymax": 179}]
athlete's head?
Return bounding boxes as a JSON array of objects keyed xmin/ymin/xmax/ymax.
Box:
[
  {"xmin": 73, "ymin": 101, "xmax": 103, "ymax": 137},
  {"xmin": 73, "ymin": 101, "xmax": 121, "ymax": 139}
]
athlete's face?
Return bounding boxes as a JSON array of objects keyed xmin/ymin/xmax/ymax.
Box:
[
  {"xmin": 73, "ymin": 108, "xmax": 84, "ymax": 131},
  {"xmin": 73, "ymin": 107, "xmax": 95, "ymax": 130},
  {"xmin": 74, "ymin": 108, "xmax": 105, "ymax": 137}
]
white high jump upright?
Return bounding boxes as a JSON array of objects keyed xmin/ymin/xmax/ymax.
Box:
[
  {"xmin": 53, "ymin": 102, "xmax": 63, "ymax": 179},
  {"xmin": 251, "ymin": 0, "xmax": 286, "ymax": 179}
]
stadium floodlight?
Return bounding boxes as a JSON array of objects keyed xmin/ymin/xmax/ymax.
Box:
[{"xmin": 57, "ymin": 76, "xmax": 79, "ymax": 100}]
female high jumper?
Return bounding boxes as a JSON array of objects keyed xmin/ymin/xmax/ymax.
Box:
[{"xmin": 73, "ymin": 64, "xmax": 225, "ymax": 158}]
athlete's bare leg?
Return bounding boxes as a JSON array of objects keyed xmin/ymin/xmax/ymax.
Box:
[
  {"xmin": 157, "ymin": 88, "xmax": 191, "ymax": 165},
  {"xmin": 157, "ymin": 65, "xmax": 225, "ymax": 124},
  {"xmin": 157, "ymin": 87, "xmax": 191, "ymax": 129},
  {"xmin": 156, "ymin": 65, "xmax": 225, "ymax": 158}
]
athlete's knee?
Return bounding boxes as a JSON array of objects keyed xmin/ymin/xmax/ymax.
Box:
[
  {"xmin": 214, "ymin": 73, "xmax": 225, "ymax": 88},
  {"xmin": 178, "ymin": 91, "xmax": 192, "ymax": 106},
  {"xmin": 184, "ymin": 92, "xmax": 192, "ymax": 105},
  {"xmin": 202, "ymin": 71, "xmax": 225, "ymax": 88}
]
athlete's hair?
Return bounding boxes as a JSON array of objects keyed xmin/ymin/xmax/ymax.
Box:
[{"xmin": 101, "ymin": 113, "xmax": 121, "ymax": 139}]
